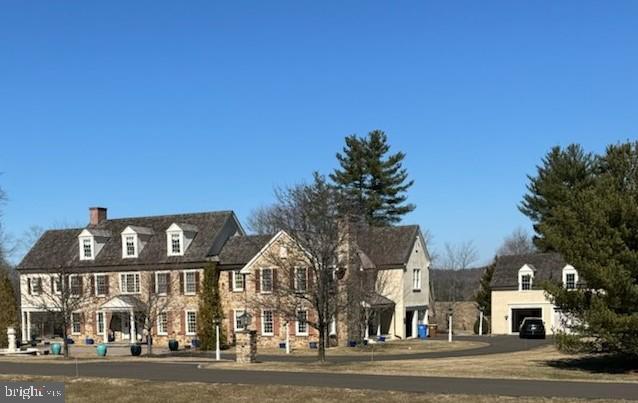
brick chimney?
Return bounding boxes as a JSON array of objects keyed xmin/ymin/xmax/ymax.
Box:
[{"xmin": 89, "ymin": 207, "xmax": 107, "ymax": 226}]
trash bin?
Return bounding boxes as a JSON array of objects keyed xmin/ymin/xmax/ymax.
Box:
[
  {"xmin": 418, "ymin": 324, "xmax": 428, "ymax": 339},
  {"xmin": 429, "ymin": 324, "xmax": 438, "ymax": 337}
]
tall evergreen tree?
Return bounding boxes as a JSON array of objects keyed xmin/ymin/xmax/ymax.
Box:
[
  {"xmin": 197, "ymin": 262, "xmax": 225, "ymax": 351},
  {"xmin": 0, "ymin": 265, "xmax": 18, "ymax": 348},
  {"xmin": 523, "ymin": 142, "xmax": 638, "ymax": 357},
  {"xmin": 519, "ymin": 144, "xmax": 595, "ymax": 251},
  {"xmin": 331, "ymin": 130, "xmax": 415, "ymax": 226},
  {"xmin": 474, "ymin": 260, "xmax": 495, "ymax": 317}
]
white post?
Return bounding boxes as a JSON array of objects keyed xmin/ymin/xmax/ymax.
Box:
[
  {"xmin": 215, "ymin": 325, "xmax": 220, "ymax": 361},
  {"xmin": 376, "ymin": 315, "xmax": 381, "ymax": 337},
  {"xmin": 479, "ymin": 311, "xmax": 484, "ymax": 336},
  {"xmin": 21, "ymin": 310, "xmax": 27, "ymax": 343},
  {"xmin": 129, "ymin": 310, "xmax": 136, "ymax": 343},
  {"xmin": 448, "ymin": 315, "xmax": 453, "ymax": 343},
  {"xmin": 26, "ymin": 312, "xmax": 32, "ymax": 343},
  {"xmin": 412, "ymin": 311, "xmax": 418, "ymax": 339},
  {"xmin": 285, "ymin": 322, "xmax": 290, "ymax": 354},
  {"xmin": 7, "ymin": 328, "xmax": 17, "ymax": 352},
  {"xmin": 102, "ymin": 312, "xmax": 108, "ymax": 343}
]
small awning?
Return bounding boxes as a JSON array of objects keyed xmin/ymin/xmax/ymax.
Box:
[
  {"xmin": 362, "ymin": 293, "xmax": 395, "ymax": 309},
  {"xmin": 406, "ymin": 305, "xmax": 429, "ymax": 311},
  {"xmin": 100, "ymin": 295, "xmax": 143, "ymax": 312}
]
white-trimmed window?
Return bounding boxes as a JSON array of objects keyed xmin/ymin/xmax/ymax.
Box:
[
  {"xmin": 157, "ymin": 312, "xmax": 168, "ymax": 335},
  {"xmin": 80, "ymin": 237, "xmax": 94, "ymax": 260},
  {"xmin": 96, "ymin": 312, "xmax": 105, "ymax": 335},
  {"xmin": 184, "ymin": 271, "xmax": 197, "ymax": 295},
  {"xmin": 232, "ymin": 271, "xmax": 244, "ymax": 292},
  {"xmin": 155, "ymin": 272, "xmax": 169, "ymax": 295},
  {"xmin": 330, "ymin": 316, "xmax": 337, "ymax": 336},
  {"xmin": 296, "ymin": 310, "xmax": 308, "ymax": 336},
  {"xmin": 186, "ymin": 311, "xmax": 197, "ymax": 336},
  {"xmin": 234, "ymin": 309, "xmax": 246, "ymax": 331},
  {"xmin": 124, "ymin": 235, "xmax": 137, "ymax": 258},
  {"xmin": 70, "ymin": 275, "xmax": 82, "ymax": 296},
  {"xmin": 71, "ymin": 313, "xmax": 82, "ymax": 335},
  {"xmin": 28, "ymin": 277, "xmax": 42, "ymax": 295},
  {"xmin": 518, "ymin": 265, "xmax": 534, "ymax": 291},
  {"xmin": 413, "ymin": 268, "xmax": 421, "ymax": 290},
  {"xmin": 260, "ymin": 268, "xmax": 273, "ymax": 293},
  {"xmin": 52, "ymin": 276, "xmax": 62, "ymax": 295},
  {"xmin": 120, "ymin": 272, "xmax": 141, "ymax": 294},
  {"xmin": 294, "ymin": 267, "xmax": 307, "ymax": 293},
  {"xmin": 261, "ymin": 310, "xmax": 274, "ymax": 336},
  {"xmin": 170, "ymin": 233, "xmax": 182, "ymax": 255},
  {"xmin": 562, "ymin": 265, "xmax": 579, "ymax": 290},
  {"xmin": 95, "ymin": 274, "xmax": 108, "ymax": 297}
]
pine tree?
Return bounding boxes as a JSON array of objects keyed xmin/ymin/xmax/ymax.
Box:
[
  {"xmin": 474, "ymin": 260, "xmax": 495, "ymax": 316},
  {"xmin": 197, "ymin": 262, "xmax": 225, "ymax": 351},
  {"xmin": 331, "ymin": 130, "xmax": 415, "ymax": 226},
  {"xmin": 524, "ymin": 141, "xmax": 638, "ymax": 357},
  {"xmin": 0, "ymin": 265, "xmax": 18, "ymax": 348}
]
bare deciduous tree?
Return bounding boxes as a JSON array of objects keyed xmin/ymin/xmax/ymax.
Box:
[{"xmin": 497, "ymin": 227, "xmax": 536, "ymax": 256}]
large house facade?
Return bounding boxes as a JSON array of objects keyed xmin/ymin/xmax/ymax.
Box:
[
  {"xmin": 17, "ymin": 208, "xmax": 431, "ymax": 348},
  {"xmin": 490, "ymin": 253, "xmax": 580, "ymax": 335}
]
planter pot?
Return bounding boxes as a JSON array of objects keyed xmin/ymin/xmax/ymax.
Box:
[
  {"xmin": 65, "ymin": 338, "xmax": 74, "ymax": 345},
  {"xmin": 96, "ymin": 344, "xmax": 108, "ymax": 357},
  {"xmin": 130, "ymin": 344, "xmax": 142, "ymax": 356},
  {"xmin": 309, "ymin": 341, "xmax": 318, "ymax": 349},
  {"xmin": 50, "ymin": 343, "xmax": 62, "ymax": 355},
  {"xmin": 191, "ymin": 339, "xmax": 201, "ymax": 348},
  {"xmin": 377, "ymin": 336, "xmax": 386, "ymax": 342},
  {"xmin": 363, "ymin": 339, "xmax": 369, "ymax": 346},
  {"xmin": 168, "ymin": 340, "xmax": 179, "ymax": 351},
  {"xmin": 85, "ymin": 338, "xmax": 95, "ymax": 345},
  {"xmin": 279, "ymin": 342, "xmax": 286, "ymax": 349},
  {"xmin": 348, "ymin": 340, "xmax": 357, "ymax": 348}
]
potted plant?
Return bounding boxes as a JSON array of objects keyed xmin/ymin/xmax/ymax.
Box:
[
  {"xmin": 50, "ymin": 343, "xmax": 62, "ymax": 355},
  {"xmin": 85, "ymin": 338, "xmax": 95, "ymax": 345},
  {"xmin": 130, "ymin": 343, "xmax": 142, "ymax": 356},
  {"xmin": 96, "ymin": 343, "xmax": 108, "ymax": 357},
  {"xmin": 309, "ymin": 341, "xmax": 318, "ymax": 349}
]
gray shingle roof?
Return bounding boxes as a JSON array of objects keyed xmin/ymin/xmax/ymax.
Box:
[
  {"xmin": 490, "ymin": 253, "xmax": 567, "ymax": 290},
  {"xmin": 356, "ymin": 225, "xmax": 421, "ymax": 268},
  {"xmin": 18, "ymin": 211, "xmax": 239, "ymax": 271},
  {"xmin": 218, "ymin": 234, "xmax": 274, "ymax": 267}
]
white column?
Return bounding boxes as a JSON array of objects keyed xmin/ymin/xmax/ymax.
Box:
[
  {"xmin": 129, "ymin": 310, "xmax": 136, "ymax": 343},
  {"xmin": 424, "ymin": 308, "xmax": 429, "ymax": 325},
  {"xmin": 215, "ymin": 325, "xmax": 220, "ymax": 361},
  {"xmin": 479, "ymin": 311, "xmax": 484, "ymax": 336},
  {"xmin": 448, "ymin": 315, "xmax": 453, "ymax": 342},
  {"xmin": 376, "ymin": 314, "xmax": 381, "ymax": 337},
  {"xmin": 411, "ymin": 310, "xmax": 417, "ymax": 339},
  {"xmin": 102, "ymin": 311, "xmax": 108, "ymax": 343},
  {"xmin": 285, "ymin": 322, "xmax": 290, "ymax": 354},
  {"xmin": 26, "ymin": 311, "xmax": 32, "ymax": 342},
  {"xmin": 21, "ymin": 310, "xmax": 27, "ymax": 343}
]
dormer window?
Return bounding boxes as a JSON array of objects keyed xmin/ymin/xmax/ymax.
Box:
[
  {"xmin": 562, "ymin": 265, "xmax": 578, "ymax": 290},
  {"xmin": 171, "ymin": 233, "xmax": 182, "ymax": 255},
  {"xmin": 82, "ymin": 238, "xmax": 93, "ymax": 260},
  {"xmin": 125, "ymin": 235, "xmax": 136, "ymax": 257},
  {"xmin": 121, "ymin": 226, "xmax": 153, "ymax": 259},
  {"xmin": 166, "ymin": 223, "xmax": 197, "ymax": 257},
  {"xmin": 518, "ymin": 264, "xmax": 535, "ymax": 291}
]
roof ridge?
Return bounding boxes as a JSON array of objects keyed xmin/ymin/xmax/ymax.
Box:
[{"xmin": 102, "ymin": 210, "xmax": 234, "ymax": 222}]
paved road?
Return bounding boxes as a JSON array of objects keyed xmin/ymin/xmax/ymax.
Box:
[
  {"xmin": 174, "ymin": 335, "xmax": 552, "ymax": 363},
  {"xmin": 0, "ymin": 360, "xmax": 636, "ymax": 400}
]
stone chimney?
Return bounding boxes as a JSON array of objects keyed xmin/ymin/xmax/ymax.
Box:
[{"xmin": 89, "ymin": 207, "xmax": 107, "ymax": 226}]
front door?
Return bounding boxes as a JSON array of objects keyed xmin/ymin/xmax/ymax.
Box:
[
  {"xmin": 405, "ymin": 310, "xmax": 414, "ymax": 338},
  {"xmin": 121, "ymin": 312, "xmax": 130, "ymax": 340}
]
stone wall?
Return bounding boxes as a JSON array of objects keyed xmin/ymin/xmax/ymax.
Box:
[{"xmin": 432, "ymin": 301, "xmax": 479, "ymax": 335}]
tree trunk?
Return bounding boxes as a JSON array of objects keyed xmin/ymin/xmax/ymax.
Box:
[
  {"xmin": 317, "ymin": 321, "xmax": 326, "ymax": 363},
  {"xmin": 62, "ymin": 322, "xmax": 69, "ymax": 359},
  {"xmin": 147, "ymin": 327, "xmax": 153, "ymax": 356}
]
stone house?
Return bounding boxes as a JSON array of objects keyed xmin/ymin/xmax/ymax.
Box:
[
  {"xmin": 17, "ymin": 207, "xmax": 431, "ymax": 348},
  {"xmin": 491, "ymin": 253, "xmax": 580, "ymax": 335}
]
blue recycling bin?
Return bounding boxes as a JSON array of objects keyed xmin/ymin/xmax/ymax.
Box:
[{"xmin": 418, "ymin": 324, "xmax": 428, "ymax": 339}]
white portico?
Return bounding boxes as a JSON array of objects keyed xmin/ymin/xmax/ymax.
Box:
[{"xmin": 100, "ymin": 295, "xmax": 143, "ymax": 343}]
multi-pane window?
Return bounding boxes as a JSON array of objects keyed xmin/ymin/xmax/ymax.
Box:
[
  {"xmin": 232, "ymin": 271, "xmax": 244, "ymax": 291},
  {"xmin": 521, "ymin": 274, "xmax": 532, "ymax": 291},
  {"xmin": 95, "ymin": 274, "xmax": 108, "ymax": 296},
  {"xmin": 29, "ymin": 278, "xmax": 42, "ymax": 295},
  {"xmin": 565, "ymin": 273, "xmax": 576, "ymax": 290},
  {"xmin": 70, "ymin": 276, "xmax": 82, "ymax": 296},
  {"xmin": 53, "ymin": 276, "xmax": 62, "ymax": 295},
  {"xmin": 72, "ymin": 313, "xmax": 81, "ymax": 334},
  {"xmin": 186, "ymin": 311, "xmax": 197, "ymax": 335},
  {"xmin": 234, "ymin": 309, "xmax": 246, "ymax": 331},
  {"xmin": 120, "ymin": 273, "xmax": 140, "ymax": 294},
  {"xmin": 413, "ymin": 268, "xmax": 421, "ymax": 290},
  {"xmin": 184, "ymin": 271, "xmax": 197, "ymax": 294},
  {"xmin": 156, "ymin": 272, "xmax": 169, "ymax": 295},
  {"xmin": 294, "ymin": 267, "xmax": 307, "ymax": 293},
  {"xmin": 296, "ymin": 310, "xmax": 308, "ymax": 335},
  {"xmin": 158, "ymin": 312, "xmax": 168, "ymax": 335},
  {"xmin": 262, "ymin": 310, "xmax": 274, "ymax": 335},
  {"xmin": 82, "ymin": 238, "xmax": 93, "ymax": 259},
  {"xmin": 96, "ymin": 312, "xmax": 105, "ymax": 334},
  {"xmin": 125, "ymin": 235, "xmax": 136, "ymax": 257},
  {"xmin": 261, "ymin": 268, "xmax": 273, "ymax": 293},
  {"xmin": 171, "ymin": 233, "xmax": 181, "ymax": 255}
]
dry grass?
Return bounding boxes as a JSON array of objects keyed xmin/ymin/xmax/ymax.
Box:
[
  {"xmin": 209, "ymin": 345, "xmax": 638, "ymax": 384},
  {"xmin": 0, "ymin": 375, "xmax": 628, "ymax": 403}
]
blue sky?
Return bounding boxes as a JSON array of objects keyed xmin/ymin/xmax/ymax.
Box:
[{"xmin": 1, "ymin": 1, "xmax": 636, "ymax": 265}]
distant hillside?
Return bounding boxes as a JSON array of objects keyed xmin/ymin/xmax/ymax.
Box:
[{"xmin": 431, "ymin": 267, "xmax": 485, "ymax": 302}]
